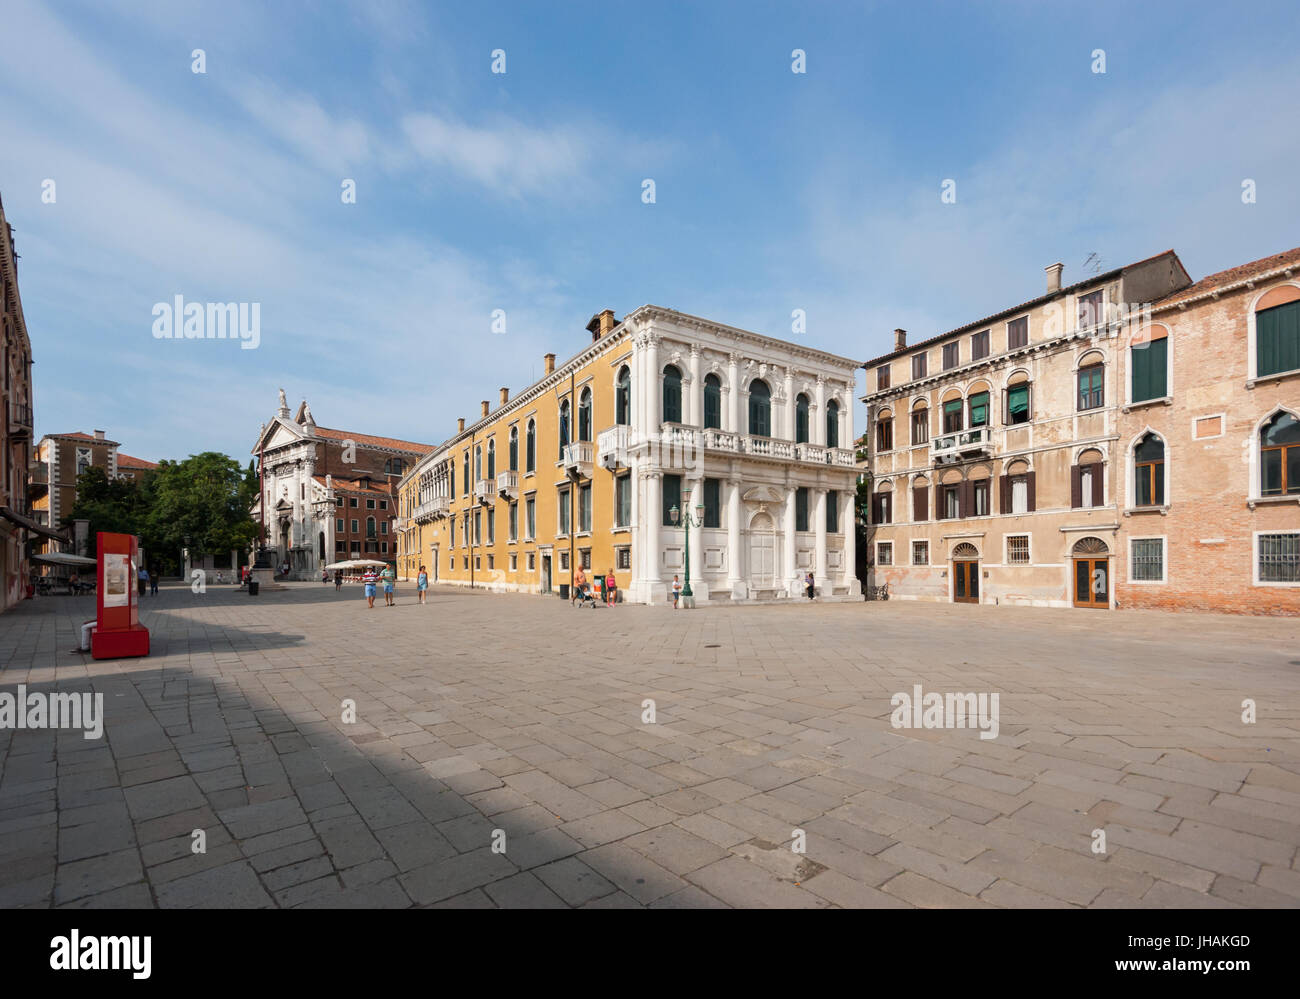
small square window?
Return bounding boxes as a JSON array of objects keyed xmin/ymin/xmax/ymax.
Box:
[
  {"xmin": 527, "ymin": 552, "xmax": 536, "ymax": 571},
  {"xmin": 911, "ymin": 354, "xmax": 927, "ymax": 380},
  {"xmin": 559, "ymin": 551, "xmax": 569, "ymax": 571},
  {"xmin": 942, "ymin": 342, "xmax": 959, "ymax": 370},
  {"xmin": 876, "ymin": 364, "xmax": 891, "ymax": 390},
  {"xmin": 1131, "ymin": 538, "xmax": 1164, "ymax": 582},
  {"xmin": 366, "ymin": 498, "xmax": 376, "ymax": 509},
  {"xmin": 509, "ymin": 553, "xmax": 517, "ymax": 571},
  {"xmin": 877, "ymin": 542, "xmax": 893, "ymax": 566},
  {"xmin": 580, "ymin": 548, "xmax": 591, "ymax": 570},
  {"xmin": 349, "ymin": 497, "xmax": 358, "ymax": 507},
  {"xmin": 1007, "ymin": 535, "xmax": 1030, "ymax": 564},
  {"xmin": 971, "ymin": 329, "xmax": 990, "ymax": 361},
  {"xmin": 617, "ymin": 547, "xmax": 630, "ymax": 571},
  {"xmin": 911, "ymin": 541, "xmax": 928, "ymax": 566}
]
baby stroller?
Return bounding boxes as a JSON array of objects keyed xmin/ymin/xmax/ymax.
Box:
[{"xmin": 573, "ymin": 582, "xmax": 602, "ymax": 609}]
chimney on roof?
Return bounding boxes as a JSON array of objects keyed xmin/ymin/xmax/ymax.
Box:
[
  {"xmin": 457, "ymin": 418, "xmax": 465, "ymax": 433},
  {"xmin": 481, "ymin": 400, "xmax": 490, "ymax": 419},
  {"xmin": 93, "ymin": 429, "xmax": 105, "ymax": 441},
  {"xmin": 500, "ymin": 387, "xmax": 509, "ymax": 406},
  {"xmin": 893, "ymin": 329, "xmax": 907, "ymax": 351},
  {"xmin": 544, "ymin": 353, "xmax": 556, "ymax": 376},
  {"xmin": 1046, "ymin": 262, "xmax": 1064, "ymax": 294},
  {"xmin": 586, "ymin": 309, "xmax": 617, "ymax": 341}
]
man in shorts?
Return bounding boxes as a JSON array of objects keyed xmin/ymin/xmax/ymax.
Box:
[
  {"xmin": 362, "ymin": 567, "xmax": 378, "ymax": 608},
  {"xmin": 380, "ymin": 564, "xmax": 396, "ymax": 606}
]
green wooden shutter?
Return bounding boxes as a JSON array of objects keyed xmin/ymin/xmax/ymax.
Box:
[{"xmin": 1258, "ymin": 301, "xmax": 1300, "ymax": 377}]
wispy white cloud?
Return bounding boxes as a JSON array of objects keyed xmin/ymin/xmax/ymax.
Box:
[{"xmin": 400, "ymin": 112, "xmax": 591, "ymax": 198}]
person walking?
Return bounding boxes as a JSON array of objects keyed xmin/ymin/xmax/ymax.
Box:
[
  {"xmin": 149, "ymin": 568, "xmax": 159, "ymax": 595},
  {"xmin": 572, "ymin": 564, "xmax": 588, "ymax": 606},
  {"xmin": 380, "ymin": 564, "xmax": 396, "ymax": 606},
  {"xmin": 334, "ymin": 570, "xmax": 343, "ymax": 591},
  {"xmin": 805, "ymin": 571, "xmax": 815, "ymax": 600},
  {"xmin": 671, "ymin": 574, "xmax": 682, "ymax": 608},
  {"xmin": 137, "ymin": 565, "xmax": 148, "ymax": 597},
  {"xmin": 417, "ymin": 565, "xmax": 429, "ymax": 605},
  {"xmin": 362, "ymin": 566, "xmax": 378, "ymax": 608},
  {"xmin": 605, "ymin": 568, "xmax": 617, "ymax": 606}
]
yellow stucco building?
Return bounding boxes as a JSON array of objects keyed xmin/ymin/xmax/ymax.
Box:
[{"xmin": 397, "ymin": 306, "xmax": 861, "ymax": 605}]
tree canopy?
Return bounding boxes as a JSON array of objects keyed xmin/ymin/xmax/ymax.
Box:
[{"xmin": 67, "ymin": 451, "xmax": 257, "ymax": 565}]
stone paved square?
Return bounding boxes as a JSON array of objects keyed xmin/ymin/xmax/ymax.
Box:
[{"xmin": 1, "ymin": 582, "xmax": 1298, "ymax": 908}]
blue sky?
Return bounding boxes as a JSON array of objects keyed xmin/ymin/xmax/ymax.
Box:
[{"xmin": 2, "ymin": 0, "xmax": 1298, "ymax": 462}]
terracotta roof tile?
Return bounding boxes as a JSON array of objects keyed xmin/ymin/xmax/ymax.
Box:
[
  {"xmin": 1154, "ymin": 246, "xmax": 1300, "ymax": 309},
  {"xmin": 313, "ymin": 426, "xmax": 434, "ymax": 454},
  {"xmin": 116, "ymin": 452, "xmax": 158, "ymax": 470}
]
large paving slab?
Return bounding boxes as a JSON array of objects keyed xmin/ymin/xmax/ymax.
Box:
[{"xmin": 1, "ymin": 581, "xmax": 1297, "ymax": 908}]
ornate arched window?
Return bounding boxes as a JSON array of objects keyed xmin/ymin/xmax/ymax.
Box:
[
  {"xmin": 795, "ymin": 394, "xmax": 810, "ymax": 443},
  {"xmin": 525, "ymin": 420, "xmax": 536, "ymax": 474},
  {"xmin": 474, "ymin": 446, "xmax": 482, "ymax": 482},
  {"xmin": 616, "ymin": 366, "xmax": 631, "ymax": 426},
  {"xmin": 748, "ymin": 379, "xmax": 771, "ymax": 437},
  {"xmin": 952, "ymin": 542, "xmax": 980, "ymax": 560},
  {"xmin": 578, "ymin": 387, "xmax": 592, "ymax": 442},
  {"xmin": 826, "ymin": 399, "xmax": 840, "ymax": 448},
  {"xmin": 1134, "ymin": 433, "xmax": 1165, "ymax": 506},
  {"xmin": 1261, "ymin": 411, "xmax": 1300, "ymax": 496},
  {"xmin": 487, "ymin": 439, "xmax": 496, "ymax": 478},
  {"xmin": 662, "ymin": 365, "xmax": 683, "ymax": 424},
  {"xmin": 509, "ymin": 426, "xmax": 518, "ymax": 472},
  {"xmin": 704, "ymin": 373, "xmax": 722, "ymax": 429},
  {"xmin": 558, "ymin": 400, "xmax": 570, "ymax": 457}
]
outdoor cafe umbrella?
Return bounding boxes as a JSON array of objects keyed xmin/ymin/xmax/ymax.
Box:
[
  {"xmin": 33, "ymin": 553, "xmax": 97, "ymax": 567},
  {"xmin": 321, "ymin": 559, "xmax": 388, "ymax": 571}
]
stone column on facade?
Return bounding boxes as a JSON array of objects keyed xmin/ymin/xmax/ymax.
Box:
[
  {"xmin": 304, "ymin": 454, "xmax": 316, "ymax": 576},
  {"xmin": 727, "ymin": 353, "xmax": 740, "ymax": 433},
  {"xmin": 783, "ymin": 485, "xmax": 798, "ymax": 598},
  {"xmin": 644, "ymin": 470, "xmax": 662, "ymax": 601},
  {"xmin": 631, "ymin": 334, "xmax": 644, "ymax": 445},
  {"xmin": 842, "ymin": 488, "xmax": 859, "ymax": 595},
  {"xmin": 814, "ymin": 487, "xmax": 829, "ymax": 593},
  {"xmin": 688, "ymin": 344, "xmax": 702, "ymax": 429},
  {"xmin": 726, "ymin": 477, "xmax": 743, "ymax": 596},
  {"xmin": 645, "ymin": 334, "xmax": 660, "ymax": 434},
  {"xmin": 629, "ymin": 459, "xmax": 642, "ymax": 596},
  {"xmin": 784, "ymin": 368, "xmax": 796, "ymax": 440},
  {"xmin": 814, "ymin": 374, "xmax": 827, "ymax": 446}
]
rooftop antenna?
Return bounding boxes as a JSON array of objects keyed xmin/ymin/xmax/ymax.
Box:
[{"xmin": 1082, "ymin": 252, "xmax": 1103, "ymax": 275}]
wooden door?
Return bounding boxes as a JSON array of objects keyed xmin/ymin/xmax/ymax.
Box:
[
  {"xmin": 1073, "ymin": 557, "xmax": 1109, "ymax": 608},
  {"xmin": 953, "ymin": 560, "xmax": 980, "ymax": 603}
]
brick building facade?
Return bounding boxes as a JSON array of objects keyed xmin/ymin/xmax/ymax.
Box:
[
  {"xmin": 1114, "ymin": 247, "xmax": 1300, "ymax": 614},
  {"xmin": 860, "ymin": 246, "xmax": 1300, "ymax": 615}
]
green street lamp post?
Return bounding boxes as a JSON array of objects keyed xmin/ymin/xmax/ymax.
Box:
[{"xmin": 669, "ymin": 486, "xmax": 706, "ymax": 609}]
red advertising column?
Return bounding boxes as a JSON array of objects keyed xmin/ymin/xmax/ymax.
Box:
[{"xmin": 91, "ymin": 531, "xmax": 150, "ymax": 659}]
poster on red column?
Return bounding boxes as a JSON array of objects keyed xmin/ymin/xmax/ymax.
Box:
[{"xmin": 92, "ymin": 532, "xmax": 149, "ymax": 659}]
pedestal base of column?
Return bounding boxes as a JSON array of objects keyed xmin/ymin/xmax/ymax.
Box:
[{"xmin": 727, "ymin": 581, "xmax": 748, "ymax": 601}]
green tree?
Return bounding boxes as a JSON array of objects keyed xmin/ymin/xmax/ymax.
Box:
[
  {"xmin": 66, "ymin": 467, "xmax": 150, "ymax": 557},
  {"xmin": 143, "ymin": 452, "xmax": 259, "ymax": 564}
]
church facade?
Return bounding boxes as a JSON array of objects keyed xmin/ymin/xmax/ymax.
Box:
[{"xmin": 251, "ymin": 391, "xmax": 433, "ymax": 579}]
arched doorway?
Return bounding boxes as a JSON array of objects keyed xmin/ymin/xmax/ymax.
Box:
[
  {"xmin": 1072, "ymin": 536, "xmax": 1110, "ymax": 609},
  {"xmin": 749, "ymin": 511, "xmax": 776, "ymax": 589},
  {"xmin": 952, "ymin": 542, "xmax": 980, "ymax": 604}
]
